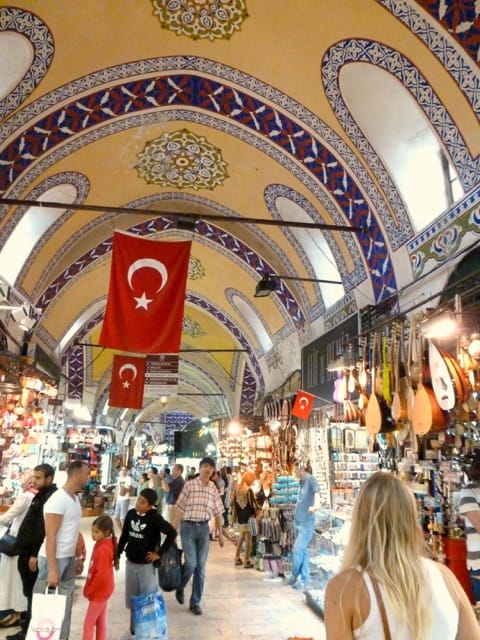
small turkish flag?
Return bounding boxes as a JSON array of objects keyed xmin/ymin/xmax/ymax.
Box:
[
  {"xmin": 109, "ymin": 354, "xmax": 146, "ymax": 409},
  {"xmin": 99, "ymin": 231, "xmax": 191, "ymax": 354},
  {"xmin": 291, "ymin": 390, "xmax": 315, "ymax": 420}
]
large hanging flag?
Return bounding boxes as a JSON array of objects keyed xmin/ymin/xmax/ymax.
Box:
[
  {"xmin": 291, "ymin": 390, "xmax": 315, "ymax": 420},
  {"xmin": 99, "ymin": 231, "xmax": 191, "ymax": 353},
  {"xmin": 109, "ymin": 354, "xmax": 146, "ymax": 409}
]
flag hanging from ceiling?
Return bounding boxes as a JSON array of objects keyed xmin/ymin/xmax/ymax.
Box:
[
  {"xmin": 99, "ymin": 231, "xmax": 191, "ymax": 353},
  {"xmin": 109, "ymin": 354, "xmax": 146, "ymax": 409},
  {"xmin": 291, "ymin": 390, "xmax": 315, "ymax": 420}
]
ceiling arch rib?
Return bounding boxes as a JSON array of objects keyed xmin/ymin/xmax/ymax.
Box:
[
  {"xmin": 0, "ymin": 63, "xmax": 398, "ymax": 303},
  {"xmin": 0, "ymin": 7, "xmax": 53, "ymax": 120},
  {"xmin": 377, "ymin": 0, "xmax": 479, "ymax": 112},
  {"xmin": 323, "ymin": 38, "xmax": 479, "ymax": 206}
]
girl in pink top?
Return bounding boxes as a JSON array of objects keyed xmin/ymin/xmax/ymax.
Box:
[{"xmin": 82, "ymin": 515, "xmax": 118, "ymax": 640}]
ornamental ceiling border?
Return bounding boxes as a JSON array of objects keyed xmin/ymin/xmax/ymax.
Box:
[
  {"xmin": 0, "ymin": 58, "xmax": 399, "ymax": 302},
  {"xmin": 322, "ymin": 39, "xmax": 479, "ymax": 196},
  {"xmin": 377, "ymin": 0, "xmax": 479, "ymax": 113},
  {"xmin": 407, "ymin": 185, "xmax": 480, "ymax": 277},
  {"xmin": 0, "ymin": 7, "xmax": 54, "ymax": 121}
]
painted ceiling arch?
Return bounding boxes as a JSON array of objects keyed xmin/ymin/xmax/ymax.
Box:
[{"xmin": 0, "ymin": 1, "xmax": 478, "ymax": 431}]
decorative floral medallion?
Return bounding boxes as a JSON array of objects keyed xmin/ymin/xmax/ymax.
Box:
[
  {"xmin": 152, "ymin": 0, "xmax": 248, "ymax": 41},
  {"xmin": 188, "ymin": 255, "xmax": 206, "ymax": 280},
  {"xmin": 135, "ymin": 129, "xmax": 227, "ymax": 190},
  {"xmin": 183, "ymin": 315, "xmax": 205, "ymax": 338}
]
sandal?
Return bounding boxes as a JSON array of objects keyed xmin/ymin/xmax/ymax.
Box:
[
  {"xmin": 244, "ymin": 562, "xmax": 254, "ymax": 568},
  {"xmin": 234, "ymin": 558, "xmax": 243, "ymax": 566},
  {"xmin": 0, "ymin": 612, "xmax": 21, "ymax": 628}
]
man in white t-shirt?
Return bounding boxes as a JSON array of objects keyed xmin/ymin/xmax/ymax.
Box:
[
  {"xmin": 114, "ymin": 466, "xmax": 133, "ymax": 530},
  {"xmin": 33, "ymin": 460, "xmax": 89, "ymax": 640}
]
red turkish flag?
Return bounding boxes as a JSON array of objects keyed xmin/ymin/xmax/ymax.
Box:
[
  {"xmin": 99, "ymin": 231, "xmax": 191, "ymax": 353},
  {"xmin": 291, "ymin": 390, "xmax": 315, "ymax": 420},
  {"xmin": 109, "ymin": 354, "xmax": 146, "ymax": 409}
]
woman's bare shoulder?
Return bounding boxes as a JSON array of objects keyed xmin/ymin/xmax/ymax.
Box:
[{"xmin": 326, "ymin": 567, "xmax": 363, "ymax": 597}]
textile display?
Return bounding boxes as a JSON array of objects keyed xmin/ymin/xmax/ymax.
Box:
[
  {"xmin": 25, "ymin": 588, "xmax": 66, "ymax": 640},
  {"xmin": 157, "ymin": 544, "xmax": 182, "ymax": 592},
  {"xmin": 99, "ymin": 230, "xmax": 191, "ymax": 353},
  {"xmin": 131, "ymin": 590, "xmax": 168, "ymax": 640}
]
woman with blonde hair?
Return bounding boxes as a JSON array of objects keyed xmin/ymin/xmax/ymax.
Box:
[
  {"xmin": 324, "ymin": 472, "xmax": 478, "ymax": 639},
  {"xmin": 231, "ymin": 471, "xmax": 259, "ymax": 568}
]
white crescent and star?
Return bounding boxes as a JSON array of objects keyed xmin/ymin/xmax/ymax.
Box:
[
  {"xmin": 118, "ymin": 363, "xmax": 138, "ymax": 389},
  {"xmin": 127, "ymin": 258, "xmax": 168, "ymax": 310},
  {"xmin": 298, "ymin": 395, "xmax": 310, "ymax": 409}
]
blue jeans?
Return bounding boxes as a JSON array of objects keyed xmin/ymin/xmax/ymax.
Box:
[
  {"xmin": 291, "ymin": 519, "xmax": 314, "ymax": 584},
  {"xmin": 469, "ymin": 568, "xmax": 480, "ymax": 602},
  {"xmin": 33, "ymin": 556, "xmax": 76, "ymax": 640},
  {"xmin": 180, "ymin": 521, "xmax": 211, "ymax": 607}
]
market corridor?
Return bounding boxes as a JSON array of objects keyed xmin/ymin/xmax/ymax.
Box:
[{"xmin": 0, "ymin": 516, "xmax": 325, "ymax": 640}]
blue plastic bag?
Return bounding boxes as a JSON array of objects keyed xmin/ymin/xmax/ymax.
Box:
[{"xmin": 131, "ymin": 590, "xmax": 168, "ymax": 640}]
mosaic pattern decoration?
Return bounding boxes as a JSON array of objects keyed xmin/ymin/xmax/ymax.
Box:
[
  {"xmin": 135, "ymin": 129, "xmax": 228, "ymax": 190},
  {"xmin": 152, "ymin": 0, "xmax": 248, "ymax": 41},
  {"xmin": 0, "ymin": 8, "xmax": 54, "ymax": 121},
  {"xmin": 415, "ymin": 0, "xmax": 480, "ymax": 64}
]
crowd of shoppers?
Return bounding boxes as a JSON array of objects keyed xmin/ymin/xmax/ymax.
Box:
[{"xmin": 1, "ymin": 455, "xmax": 479, "ymax": 640}]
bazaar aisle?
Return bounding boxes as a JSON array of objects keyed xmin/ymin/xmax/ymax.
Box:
[{"xmin": 0, "ymin": 516, "xmax": 326, "ymax": 640}]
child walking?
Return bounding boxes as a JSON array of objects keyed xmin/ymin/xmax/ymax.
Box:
[
  {"xmin": 82, "ymin": 514, "xmax": 118, "ymax": 640},
  {"xmin": 116, "ymin": 488, "xmax": 177, "ymax": 639}
]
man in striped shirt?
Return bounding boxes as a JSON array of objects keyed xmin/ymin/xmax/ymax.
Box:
[
  {"xmin": 458, "ymin": 453, "xmax": 480, "ymax": 602},
  {"xmin": 171, "ymin": 457, "xmax": 224, "ymax": 615}
]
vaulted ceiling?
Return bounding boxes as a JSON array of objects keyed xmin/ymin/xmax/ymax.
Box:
[{"xmin": 0, "ymin": 1, "xmax": 479, "ymax": 435}]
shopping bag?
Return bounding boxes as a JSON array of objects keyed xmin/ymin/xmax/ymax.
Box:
[
  {"xmin": 131, "ymin": 590, "xmax": 168, "ymax": 640},
  {"xmin": 26, "ymin": 587, "xmax": 66, "ymax": 640},
  {"xmin": 157, "ymin": 544, "xmax": 182, "ymax": 592}
]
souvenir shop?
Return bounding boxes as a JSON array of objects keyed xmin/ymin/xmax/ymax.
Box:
[
  {"xmin": 222, "ymin": 285, "xmax": 480, "ymax": 618},
  {"xmin": 0, "ymin": 349, "xmax": 117, "ymax": 514}
]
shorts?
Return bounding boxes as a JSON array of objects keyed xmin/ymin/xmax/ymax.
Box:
[
  {"xmin": 125, "ymin": 560, "xmax": 159, "ymax": 608},
  {"xmin": 236, "ymin": 523, "xmax": 250, "ymax": 533}
]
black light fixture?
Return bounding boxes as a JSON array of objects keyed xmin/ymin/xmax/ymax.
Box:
[{"xmin": 254, "ymin": 273, "xmax": 342, "ymax": 298}]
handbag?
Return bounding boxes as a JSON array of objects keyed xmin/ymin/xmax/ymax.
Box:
[
  {"xmin": 26, "ymin": 587, "xmax": 67, "ymax": 640},
  {"xmin": 0, "ymin": 524, "xmax": 18, "ymax": 556},
  {"xmin": 157, "ymin": 543, "xmax": 182, "ymax": 592}
]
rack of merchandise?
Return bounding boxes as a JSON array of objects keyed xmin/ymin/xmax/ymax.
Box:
[{"xmin": 304, "ymin": 508, "xmax": 351, "ymax": 618}]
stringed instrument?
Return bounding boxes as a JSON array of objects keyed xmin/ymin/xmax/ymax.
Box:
[
  {"xmin": 382, "ymin": 332, "xmax": 392, "ymax": 403},
  {"xmin": 429, "ymin": 340, "xmax": 457, "ymax": 410},
  {"xmin": 365, "ymin": 332, "xmax": 395, "ymax": 434},
  {"xmin": 358, "ymin": 336, "xmax": 370, "ymax": 411},
  {"xmin": 391, "ymin": 322, "xmax": 408, "ymax": 422},
  {"xmin": 412, "ymin": 330, "xmax": 448, "ymax": 436}
]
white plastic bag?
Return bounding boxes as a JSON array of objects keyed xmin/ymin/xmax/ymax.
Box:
[{"xmin": 26, "ymin": 587, "xmax": 66, "ymax": 640}]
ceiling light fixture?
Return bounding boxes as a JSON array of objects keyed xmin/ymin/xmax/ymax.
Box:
[{"xmin": 254, "ymin": 273, "xmax": 342, "ymax": 298}]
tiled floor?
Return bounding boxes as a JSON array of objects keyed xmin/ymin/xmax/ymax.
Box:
[{"xmin": 0, "ymin": 516, "xmax": 326, "ymax": 640}]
